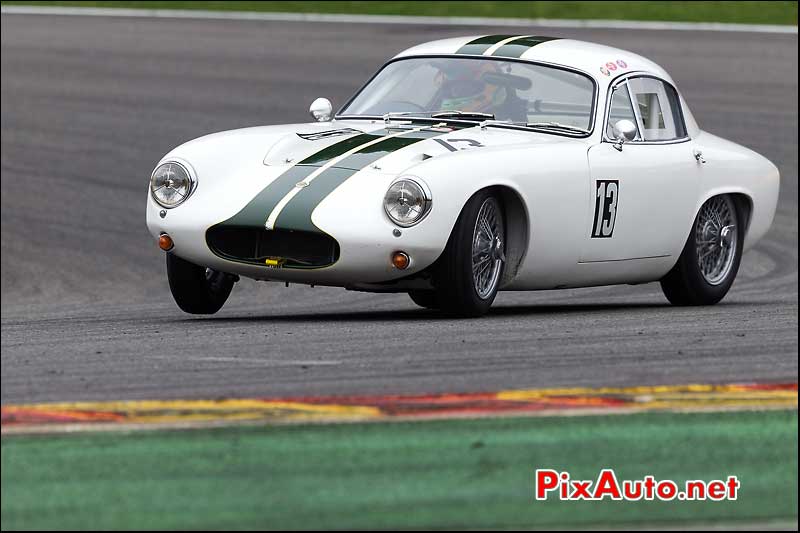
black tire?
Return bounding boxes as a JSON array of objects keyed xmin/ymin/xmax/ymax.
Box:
[
  {"xmin": 660, "ymin": 195, "xmax": 744, "ymax": 306},
  {"xmin": 166, "ymin": 252, "xmax": 236, "ymax": 314},
  {"xmin": 408, "ymin": 290, "xmax": 439, "ymax": 310},
  {"xmin": 432, "ymin": 190, "xmax": 505, "ymax": 317}
]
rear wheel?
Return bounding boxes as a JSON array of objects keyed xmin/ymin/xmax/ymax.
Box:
[
  {"xmin": 166, "ymin": 252, "xmax": 236, "ymax": 314},
  {"xmin": 432, "ymin": 191, "xmax": 505, "ymax": 317},
  {"xmin": 660, "ymin": 194, "xmax": 743, "ymax": 305}
]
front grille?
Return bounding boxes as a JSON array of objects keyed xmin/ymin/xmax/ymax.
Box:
[{"xmin": 206, "ymin": 226, "xmax": 339, "ymax": 268}]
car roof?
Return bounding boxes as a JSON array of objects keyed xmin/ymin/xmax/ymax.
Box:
[{"xmin": 394, "ymin": 36, "xmax": 675, "ymax": 86}]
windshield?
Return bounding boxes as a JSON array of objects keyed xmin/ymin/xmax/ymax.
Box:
[{"xmin": 340, "ymin": 56, "xmax": 595, "ymax": 132}]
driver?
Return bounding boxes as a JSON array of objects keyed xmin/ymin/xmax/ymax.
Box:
[{"xmin": 435, "ymin": 61, "xmax": 507, "ymax": 115}]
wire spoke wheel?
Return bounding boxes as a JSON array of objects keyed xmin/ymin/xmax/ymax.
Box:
[
  {"xmin": 695, "ymin": 195, "xmax": 738, "ymax": 286},
  {"xmin": 471, "ymin": 197, "xmax": 505, "ymax": 299}
]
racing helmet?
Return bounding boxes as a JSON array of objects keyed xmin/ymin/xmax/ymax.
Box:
[{"xmin": 436, "ymin": 61, "xmax": 507, "ymax": 113}]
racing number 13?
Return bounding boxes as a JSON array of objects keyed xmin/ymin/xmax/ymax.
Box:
[{"xmin": 592, "ymin": 180, "xmax": 619, "ymax": 238}]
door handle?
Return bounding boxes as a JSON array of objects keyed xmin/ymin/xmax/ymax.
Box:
[{"xmin": 693, "ymin": 149, "xmax": 706, "ymax": 164}]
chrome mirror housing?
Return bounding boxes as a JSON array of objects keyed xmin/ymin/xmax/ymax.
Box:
[
  {"xmin": 309, "ymin": 97, "xmax": 333, "ymax": 122},
  {"xmin": 613, "ymin": 119, "xmax": 637, "ymax": 141},
  {"xmin": 612, "ymin": 119, "xmax": 637, "ymax": 151}
]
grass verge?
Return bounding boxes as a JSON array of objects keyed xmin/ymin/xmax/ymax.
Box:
[
  {"xmin": 2, "ymin": 409, "xmax": 797, "ymax": 529},
  {"xmin": 0, "ymin": 1, "xmax": 797, "ymax": 25}
]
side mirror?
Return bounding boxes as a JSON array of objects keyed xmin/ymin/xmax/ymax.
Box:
[
  {"xmin": 612, "ymin": 119, "xmax": 637, "ymax": 151},
  {"xmin": 309, "ymin": 98, "xmax": 333, "ymax": 122}
]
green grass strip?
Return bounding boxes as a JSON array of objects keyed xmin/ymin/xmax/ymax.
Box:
[
  {"xmin": 2, "ymin": 410, "xmax": 797, "ymax": 529},
  {"xmin": 1, "ymin": 1, "xmax": 797, "ymax": 25}
]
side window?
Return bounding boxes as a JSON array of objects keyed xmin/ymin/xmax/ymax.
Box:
[
  {"xmin": 605, "ymin": 82, "xmax": 641, "ymax": 140},
  {"xmin": 626, "ymin": 77, "xmax": 687, "ymax": 141}
]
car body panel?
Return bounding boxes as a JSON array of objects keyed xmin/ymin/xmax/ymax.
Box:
[
  {"xmin": 146, "ymin": 37, "xmax": 779, "ymax": 292},
  {"xmin": 582, "ymin": 141, "xmax": 701, "ymax": 263}
]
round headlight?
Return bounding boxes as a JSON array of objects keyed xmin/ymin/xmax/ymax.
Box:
[
  {"xmin": 383, "ymin": 177, "xmax": 431, "ymax": 227},
  {"xmin": 150, "ymin": 161, "xmax": 195, "ymax": 208}
]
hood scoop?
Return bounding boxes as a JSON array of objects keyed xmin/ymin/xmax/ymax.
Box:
[
  {"xmin": 264, "ymin": 129, "xmax": 364, "ymax": 166},
  {"xmin": 295, "ymin": 128, "xmax": 363, "ymax": 142}
]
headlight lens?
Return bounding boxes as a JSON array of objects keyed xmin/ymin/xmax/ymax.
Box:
[
  {"xmin": 150, "ymin": 161, "xmax": 194, "ymax": 208},
  {"xmin": 383, "ymin": 177, "xmax": 431, "ymax": 227}
]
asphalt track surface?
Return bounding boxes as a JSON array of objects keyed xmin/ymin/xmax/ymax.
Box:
[{"xmin": 1, "ymin": 14, "xmax": 797, "ymax": 404}]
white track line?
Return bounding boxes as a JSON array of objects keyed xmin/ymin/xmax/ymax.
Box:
[{"xmin": 1, "ymin": 5, "xmax": 796, "ymax": 34}]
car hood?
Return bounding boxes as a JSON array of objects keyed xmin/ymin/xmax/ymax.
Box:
[
  {"xmin": 158, "ymin": 120, "xmax": 587, "ymax": 244},
  {"xmin": 261, "ymin": 120, "xmax": 579, "ymax": 175},
  {"xmin": 162, "ymin": 119, "xmax": 582, "ymax": 178}
]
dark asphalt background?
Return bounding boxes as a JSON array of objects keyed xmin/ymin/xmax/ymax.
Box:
[{"xmin": 1, "ymin": 14, "xmax": 797, "ymax": 403}]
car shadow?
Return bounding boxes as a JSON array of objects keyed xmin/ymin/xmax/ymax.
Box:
[{"xmin": 177, "ymin": 301, "xmax": 682, "ymax": 324}]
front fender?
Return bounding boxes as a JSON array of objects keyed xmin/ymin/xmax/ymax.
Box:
[{"xmin": 313, "ymin": 141, "xmax": 591, "ymax": 285}]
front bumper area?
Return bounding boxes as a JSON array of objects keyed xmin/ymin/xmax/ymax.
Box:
[{"xmin": 146, "ymin": 194, "xmax": 446, "ymax": 288}]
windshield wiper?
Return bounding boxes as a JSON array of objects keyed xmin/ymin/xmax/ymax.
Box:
[
  {"xmin": 381, "ymin": 111, "xmax": 425, "ymax": 123},
  {"xmin": 525, "ymin": 121, "xmax": 588, "ymax": 134},
  {"xmin": 476, "ymin": 120, "xmax": 588, "ymax": 135},
  {"xmin": 431, "ymin": 110, "xmax": 495, "ymax": 121},
  {"xmin": 346, "ymin": 110, "xmax": 499, "ymax": 126},
  {"xmin": 478, "ymin": 119, "xmax": 513, "ymax": 130}
]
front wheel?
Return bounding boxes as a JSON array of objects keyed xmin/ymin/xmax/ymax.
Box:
[
  {"xmin": 431, "ymin": 191, "xmax": 506, "ymax": 317},
  {"xmin": 408, "ymin": 290, "xmax": 440, "ymax": 310},
  {"xmin": 166, "ymin": 252, "xmax": 237, "ymax": 314},
  {"xmin": 660, "ymin": 195, "xmax": 744, "ymax": 305}
]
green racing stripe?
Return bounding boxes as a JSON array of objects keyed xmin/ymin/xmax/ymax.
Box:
[
  {"xmin": 490, "ymin": 36, "xmax": 560, "ymax": 58},
  {"xmin": 273, "ymin": 130, "xmax": 443, "ymax": 233},
  {"xmin": 455, "ymin": 35, "xmax": 559, "ymax": 57},
  {"xmin": 455, "ymin": 35, "xmax": 518, "ymax": 55},
  {"xmin": 208, "ymin": 125, "xmax": 459, "ymax": 267},
  {"xmin": 215, "ymin": 131, "xmax": 381, "ymax": 229}
]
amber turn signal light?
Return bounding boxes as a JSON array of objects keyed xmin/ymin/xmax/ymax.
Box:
[
  {"xmin": 158, "ymin": 233, "xmax": 174, "ymax": 251},
  {"xmin": 391, "ymin": 251, "xmax": 410, "ymax": 270}
]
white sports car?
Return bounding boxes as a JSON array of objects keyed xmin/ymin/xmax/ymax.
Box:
[{"xmin": 146, "ymin": 35, "xmax": 779, "ymax": 317}]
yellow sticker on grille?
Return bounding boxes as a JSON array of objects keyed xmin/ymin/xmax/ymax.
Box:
[{"xmin": 264, "ymin": 257, "xmax": 286, "ymax": 268}]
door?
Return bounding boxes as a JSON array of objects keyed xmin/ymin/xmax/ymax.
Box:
[{"xmin": 581, "ymin": 76, "xmax": 700, "ymax": 263}]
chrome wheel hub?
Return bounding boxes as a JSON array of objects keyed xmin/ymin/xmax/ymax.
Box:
[
  {"xmin": 695, "ymin": 196, "xmax": 738, "ymax": 286},
  {"xmin": 472, "ymin": 198, "xmax": 505, "ymax": 300}
]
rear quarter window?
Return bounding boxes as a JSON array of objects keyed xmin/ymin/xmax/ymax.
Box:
[{"xmin": 625, "ymin": 77, "xmax": 687, "ymax": 141}]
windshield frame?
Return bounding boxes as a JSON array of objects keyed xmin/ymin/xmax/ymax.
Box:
[{"xmin": 336, "ymin": 54, "xmax": 599, "ymax": 138}]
